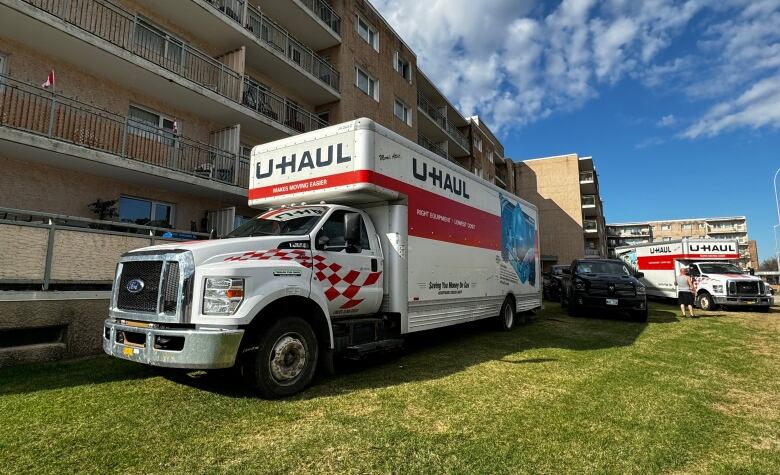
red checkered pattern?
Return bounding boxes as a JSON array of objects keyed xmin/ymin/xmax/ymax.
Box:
[{"xmin": 224, "ymin": 249, "xmax": 381, "ymax": 309}]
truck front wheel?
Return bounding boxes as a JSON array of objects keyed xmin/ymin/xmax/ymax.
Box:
[
  {"xmin": 696, "ymin": 293, "xmax": 717, "ymax": 311},
  {"xmin": 240, "ymin": 316, "xmax": 319, "ymax": 399}
]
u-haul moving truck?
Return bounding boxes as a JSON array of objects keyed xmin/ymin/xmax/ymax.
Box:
[
  {"xmin": 615, "ymin": 239, "xmax": 771, "ymax": 311},
  {"xmin": 103, "ymin": 119, "xmax": 541, "ymax": 397}
]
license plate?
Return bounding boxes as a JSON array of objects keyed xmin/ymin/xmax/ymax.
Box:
[
  {"xmin": 745, "ymin": 301, "xmax": 755, "ymax": 305},
  {"xmin": 606, "ymin": 298, "xmax": 619, "ymax": 306}
]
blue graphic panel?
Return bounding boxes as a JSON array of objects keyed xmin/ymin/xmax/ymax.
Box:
[{"xmin": 500, "ymin": 195, "xmax": 537, "ymax": 286}]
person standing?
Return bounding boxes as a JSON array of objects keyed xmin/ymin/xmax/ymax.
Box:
[{"xmin": 677, "ymin": 267, "xmax": 696, "ymax": 318}]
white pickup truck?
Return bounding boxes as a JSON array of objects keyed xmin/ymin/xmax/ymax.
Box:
[
  {"xmin": 103, "ymin": 119, "xmax": 541, "ymax": 397},
  {"xmin": 616, "ymin": 239, "xmax": 772, "ymax": 312}
]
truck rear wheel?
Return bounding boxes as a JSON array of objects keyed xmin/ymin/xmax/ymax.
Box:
[
  {"xmin": 240, "ymin": 316, "xmax": 319, "ymax": 399},
  {"xmin": 497, "ymin": 298, "xmax": 516, "ymax": 331},
  {"xmin": 696, "ymin": 293, "xmax": 717, "ymax": 311}
]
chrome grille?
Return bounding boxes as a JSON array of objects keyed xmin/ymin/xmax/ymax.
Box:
[
  {"xmin": 162, "ymin": 262, "xmax": 180, "ymax": 313},
  {"xmin": 117, "ymin": 261, "xmax": 163, "ymax": 312},
  {"xmin": 735, "ymin": 281, "xmax": 760, "ymax": 295}
]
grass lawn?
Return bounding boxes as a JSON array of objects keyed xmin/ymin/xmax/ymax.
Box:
[{"xmin": 1, "ymin": 302, "xmax": 779, "ymax": 474}]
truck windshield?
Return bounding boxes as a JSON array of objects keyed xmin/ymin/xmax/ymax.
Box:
[
  {"xmin": 577, "ymin": 261, "xmax": 630, "ymax": 275},
  {"xmin": 225, "ymin": 207, "xmax": 327, "ymax": 238},
  {"xmin": 698, "ymin": 263, "xmax": 744, "ymax": 274}
]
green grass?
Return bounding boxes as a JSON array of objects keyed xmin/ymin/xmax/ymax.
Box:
[{"xmin": 1, "ymin": 303, "xmax": 779, "ymax": 474}]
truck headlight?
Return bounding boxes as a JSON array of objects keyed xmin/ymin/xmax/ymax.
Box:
[
  {"xmin": 636, "ymin": 285, "xmax": 646, "ymax": 295},
  {"xmin": 203, "ymin": 278, "xmax": 244, "ymax": 315},
  {"xmin": 575, "ymin": 279, "xmax": 586, "ymax": 290},
  {"xmin": 712, "ymin": 285, "xmax": 724, "ymax": 294}
]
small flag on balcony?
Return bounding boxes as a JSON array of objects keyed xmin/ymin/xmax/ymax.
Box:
[{"xmin": 41, "ymin": 70, "xmax": 55, "ymax": 89}]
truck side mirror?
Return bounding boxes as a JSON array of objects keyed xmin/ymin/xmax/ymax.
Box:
[
  {"xmin": 316, "ymin": 234, "xmax": 330, "ymax": 250},
  {"xmin": 344, "ymin": 212, "xmax": 361, "ymax": 248}
]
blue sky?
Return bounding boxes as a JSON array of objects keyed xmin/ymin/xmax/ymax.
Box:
[{"xmin": 375, "ymin": 0, "xmax": 780, "ymax": 263}]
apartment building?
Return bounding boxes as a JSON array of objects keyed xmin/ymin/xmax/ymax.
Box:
[
  {"xmin": 513, "ymin": 153, "xmax": 607, "ymax": 271},
  {"xmin": 0, "ymin": 0, "xmax": 504, "ymax": 365},
  {"xmin": 607, "ymin": 216, "xmax": 756, "ymax": 269}
]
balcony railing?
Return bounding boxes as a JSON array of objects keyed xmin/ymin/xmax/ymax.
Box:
[
  {"xmin": 242, "ymin": 4, "xmax": 340, "ymax": 92},
  {"xmin": 23, "ymin": 0, "xmax": 243, "ymax": 102},
  {"xmin": 581, "ymin": 194, "xmax": 596, "ymax": 207},
  {"xmin": 0, "ymin": 207, "xmax": 209, "ymax": 290},
  {"xmin": 299, "ymin": 0, "xmax": 342, "ymax": 35},
  {"xmin": 416, "ymin": 92, "xmax": 470, "ymax": 151},
  {"xmin": 0, "ymin": 74, "xmax": 242, "ymax": 187},
  {"xmin": 580, "ymin": 171, "xmax": 595, "ymax": 183},
  {"xmin": 242, "ymin": 78, "xmax": 328, "ymax": 134},
  {"xmin": 418, "ymin": 134, "xmax": 449, "ymax": 160}
]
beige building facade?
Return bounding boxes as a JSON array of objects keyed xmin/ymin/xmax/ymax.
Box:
[
  {"xmin": 607, "ymin": 216, "xmax": 755, "ymax": 269},
  {"xmin": 513, "ymin": 154, "xmax": 607, "ymax": 271}
]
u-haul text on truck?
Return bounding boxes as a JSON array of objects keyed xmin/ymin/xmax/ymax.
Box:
[
  {"xmin": 616, "ymin": 239, "xmax": 771, "ymax": 312},
  {"xmin": 103, "ymin": 119, "xmax": 541, "ymax": 397}
]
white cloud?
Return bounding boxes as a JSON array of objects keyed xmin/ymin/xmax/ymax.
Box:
[
  {"xmin": 372, "ymin": 0, "xmax": 780, "ymax": 138},
  {"xmin": 657, "ymin": 114, "xmax": 677, "ymax": 127}
]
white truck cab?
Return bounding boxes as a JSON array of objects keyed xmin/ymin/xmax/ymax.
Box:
[
  {"xmin": 103, "ymin": 119, "xmax": 541, "ymax": 397},
  {"xmin": 685, "ymin": 260, "xmax": 772, "ymax": 311}
]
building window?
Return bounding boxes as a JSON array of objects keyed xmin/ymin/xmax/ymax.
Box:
[
  {"xmin": 474, "ymin": 136, "xmax": 482, "ymax": 152},
  {"xmin": 356, "ymin": 67, "xmax": 378, "ymax": 101},
  {"xmin": 128, "ymin": 105, "xmax": 176, "ymax": 145},
  {"xmin": 135, "ymin": 18, "xmax": 183, "ymax": 67},
  {"xmin": 682, "ymin": 223, "xmax": 692, "ymax": 230},
  {"xmin": 699, "ymin": 223, "xmax": 706, "ymax": 228},
  {"xmin": 240, "ymin": 143, "xmax": 252, "ymax": 160},
  {"xmin": 0, "ymin": 52, "xmax": 6, "ymax": 75},
  {"xmin": 662, "ymin": 237, "xmax": 672, "ymax": 242},
  {"xmin": 487, "ymin": 150, "xmax": 494, "ymax": 163},
  {"xmin": 660, "ymin": 224, "xmax": 671, "ymax": 230},
  {"xmin": 119, "ymin": 196, "xmax": 174, "ymax": 228},
  {"xmin": 356, "ymin": 14, "xmax": 378, "ymax": 51},
  {"xmin": 393, "ymin": 51, "xmax": 411, "ymax": 81},
  {"xmin": 394, "ymin": 98, "xmax": 411, "ymax": 126},
  {"xmin": 473, "ymin": 167, "xmax": 483, "ymax": 178}
]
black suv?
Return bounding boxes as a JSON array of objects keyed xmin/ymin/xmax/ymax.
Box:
[{"xmin": 560, "ymin": 259, "xmax": 648, "ymax": 321}]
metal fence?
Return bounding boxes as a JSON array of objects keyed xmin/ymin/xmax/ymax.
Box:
[
  {"xmin": 242, "ymin": 77, "xmax": 328, "ymax": 133},
  {"xmin": 418, "ymin": 134, "xmax": 449, "ymax": 160},
  {"xmin": 0, "ymin": 207, "xmax": 210, "ymax": 290},
  {"xmin": 0, "ymin": 74, "xmax": 241, "ymax": 186},
  {"xmin": 299, "ymin": 0, "xmax": 342, "ymax": 35},
  {"xmin": 416, "ymin": 92, "xmax": 470, "ymax": 151},
  {"xmin": 246, "ymin": 4, "xmax": 340, "ymax": 92},
  {"xmin": 23, "ymin": 0, "xmax": 243, "ymax": 102}
]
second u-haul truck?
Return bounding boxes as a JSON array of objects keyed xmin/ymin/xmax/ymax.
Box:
[
  {"xmin": 103, "ymin": 119, "xmax": 541, "ymax": 397},
  {"xmin": 615, "ymin": 239, "xmax": 771, "ymax": 312}
]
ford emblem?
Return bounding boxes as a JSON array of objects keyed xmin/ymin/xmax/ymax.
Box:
[{"xmin": 126, "ymin": 278, "xmax": 145, "ymax": 294}]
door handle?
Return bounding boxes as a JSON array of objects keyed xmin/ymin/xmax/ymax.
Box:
[{"xmin": 371, "ymin": 258, "xmax": 378, "ymax": 272}]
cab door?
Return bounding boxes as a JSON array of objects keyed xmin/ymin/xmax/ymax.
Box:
[{"xmin": 312, "ymin": 209, "xmax": 384, "ymax": 316}]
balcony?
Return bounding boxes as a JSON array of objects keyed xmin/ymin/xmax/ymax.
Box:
[
  {"xmin": 584, "ymin": 248, "xmax": 601, "ymax": 257},
  {"xmin": 126, "ymin": 0, "xmax": 339, "ymax": 103},
  {"xmin": 0, "ymin": 73, "xmax": 247, "ymax": 196},
  {"xmin": 255, "ymin": 0, "xmax": 342, "ymax": 49},
  {"xmin": 242, "ymin": 78, "xmax": 328, "ymax": 134},
  {"xmin": 1, "ymin": 0, "xmax": 292, "ymax": 140},
  {"xmin": 708, "ymin": 224, "xmax": 746, "ymax": 234},
  {"xmin": 584, "ymin": 219, "xmax": 599, "ymax": 233},
  {"xmin": 417, "ymin": 92, "xmax": 470, "ymax": 156},
  {"xmin": 0, "ymin": 207, "xmax": 208, "ymax": 290}
]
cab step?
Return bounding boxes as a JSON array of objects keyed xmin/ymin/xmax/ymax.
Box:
[{"xmin": 343, "ymin": 338, "xmax": 405, "ymax": 360}]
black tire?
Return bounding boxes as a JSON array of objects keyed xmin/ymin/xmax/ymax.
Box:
[
  {"xmin": 497, "ymin": 297, "xmax": 516, "ymax": 331},
  {"xmin": 696, "ymin": 292, "xmax": 717, "ymax": 311},
  {"xmin": 631, "ymin": 308, "xmax": 649, "ymax": 322},
  {"xmin": 240, "ymin": 316, "xmax": 319, "ymax": 399}
]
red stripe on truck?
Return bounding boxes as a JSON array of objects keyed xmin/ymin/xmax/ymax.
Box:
[
  {"xmin": 248, "ymin": 170, "xmax": 501, "ymax": 251},
  {"xmin": 637, "ymin": 253, "xmax": 741, "ymax": 270}
]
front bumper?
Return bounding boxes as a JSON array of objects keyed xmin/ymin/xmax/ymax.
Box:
[
  {"xmin": 103, "ymin": 319, "xmax": 244, "ymax": 369},
  {"xmin": 574, "ymin": 293, "xmax": 647, "ymax": 310},
  {"xmin": 714, "ymin": 296, "xmax": 772, "ymax": 307}
]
